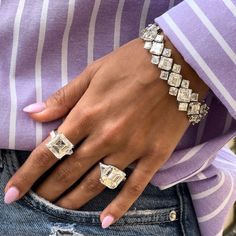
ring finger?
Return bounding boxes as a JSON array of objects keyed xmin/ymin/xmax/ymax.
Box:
[{"xmin": 55, "ymin": 151, "xmax": 138, "ymax": 210}]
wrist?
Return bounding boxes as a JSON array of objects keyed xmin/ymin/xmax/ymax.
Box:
[{"xmin": 164, "ymin": 35, "xmax": 209, "ymax": 101}]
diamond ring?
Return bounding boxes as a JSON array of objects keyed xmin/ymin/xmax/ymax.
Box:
[
  {"xmin": 99, "ymin": 162, "xmax": 126, "ymax": 189},
  {"xmin": 46, "ymin": 130, "xmax": 74, "ymax": 159}
]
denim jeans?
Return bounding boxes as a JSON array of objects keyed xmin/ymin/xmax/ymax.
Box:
[{"xmin": 0, "ymin": 150, "xmax": 201, "ymax": 236}]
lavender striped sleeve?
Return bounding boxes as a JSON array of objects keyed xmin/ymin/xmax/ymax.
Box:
[
  {"xmin": 155, "ymin": 0, "xmax": 236, "ymax": 119},
  {"xmin": 150, "ymin": 1, "xmax": 236, "ymax": 235}
]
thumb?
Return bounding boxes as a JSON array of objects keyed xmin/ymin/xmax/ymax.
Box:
[{"xmin": 23, "ymin": 67, "xmax": 92, "ymax": 122}]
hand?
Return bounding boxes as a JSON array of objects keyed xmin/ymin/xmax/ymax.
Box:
[{"xmin": 4, "ymin": 37, "xmax": 208, "ymax": 228}]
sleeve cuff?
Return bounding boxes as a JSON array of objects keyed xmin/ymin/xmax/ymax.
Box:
[{"xmin": 154, "ymin": 0, "xmax": 236, "ymax": 119}]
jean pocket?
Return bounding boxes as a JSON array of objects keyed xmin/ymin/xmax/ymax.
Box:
[{"xmin": 19, "ymin": 190, "xmax": 180, "ymax": 227}]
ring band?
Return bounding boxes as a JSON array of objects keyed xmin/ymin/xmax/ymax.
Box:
[
  {"xmin": 99, "ymin": 162, "xmax": 126, "ymax": 189},
  {"xmin": 46, "ymin": 130, "xmax": 74, "ymax": 159}
]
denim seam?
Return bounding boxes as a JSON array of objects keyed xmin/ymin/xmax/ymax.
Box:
[{"xmin": 176, "ymin": 184, "xmax": 186, "ymax": 236}]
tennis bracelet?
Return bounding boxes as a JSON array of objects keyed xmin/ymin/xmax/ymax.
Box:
[{"xmin": 140, "ymin": 23, "xmax": 209, "ymax": 125}]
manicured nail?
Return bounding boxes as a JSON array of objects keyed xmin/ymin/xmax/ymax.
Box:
[
  {"xmin": 102, "ymin": 215, "xmax": 114, "ymax": 229},
  {"xmin": 23, "ymin": 102, "xmax": 46, "ymax": 113},
  {"xmin": 4, "ymin": 186, "xmax": 20, "ymax": 204}
]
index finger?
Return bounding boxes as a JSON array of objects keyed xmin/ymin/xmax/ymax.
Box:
[{"xmin": 4, "ymin": 126, "xmax": 83, "ymax": 203}]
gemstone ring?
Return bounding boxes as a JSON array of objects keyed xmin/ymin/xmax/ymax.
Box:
[
  {"xmin": 46, "ymin": 130, "xmax": 74, "ymax": 160},
  {"xmin": 99, "ymin": 162, "xmax": 126, "ymax": 189}
]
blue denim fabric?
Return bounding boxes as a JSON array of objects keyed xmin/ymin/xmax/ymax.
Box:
[{"xmin": 0, "ymin": 150, "xmax": 201, "ymax": 236}]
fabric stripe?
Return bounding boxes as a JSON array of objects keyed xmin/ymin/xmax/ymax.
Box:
[
  {"xmin": 196, "ymin": 172, "xmax": 207, "ymax": 180},
  {"xmin": 192, "ymin": 172, "xmax": 225, "ymax": 200},
  {"xmin": 61, "ymin": 0, "xmax": 75, "ymax": 87},
  {"xmin": 8, "ymin": 0, "xmax": 25, "ymax": 149},
  {"xmin": 35, "ymin": 0, "xmax": 49, "ymax": 145},
  {"xmin": 87, "ymin": 0, "xmax": 101, "ymax": 64},
  {"xmin": 186, "ymin": 0, "xmax": 236, "ymax": 66},
  {"xmin": 222, "ymin": 0, "xmax": 236, "ymax": 17},
  {"xmin": 159, "ymin": 157, "xmax": 211, "ymax": 190},
  {"xmin": 198, "ymin": 171, "xmax": 234, "ymax": 222},
  {"xmin": 223, "ymin": 113, "xmax": 233, "ymax": 134},
  {"xmin": 139, "ymin": 0, "xmax": 151, "ymax": 33},
  {"xmin": 114, "ymin": 0, "xmax": 125, "ymax": 49},
  {"xmin": 175, "ymin": 143, "xmax": 205, "ymax": 165},
  {"xmin": 168, "ymin": 0, "xmax": 175, "ymax": 9},
  {"xmin": 162, "ymin": 13, "xmax": 236, "ymax": 112}
]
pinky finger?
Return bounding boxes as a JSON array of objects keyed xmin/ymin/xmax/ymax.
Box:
[{"xmin": 100, "ymin": 157, "xmax": 157, "ymax": 229}]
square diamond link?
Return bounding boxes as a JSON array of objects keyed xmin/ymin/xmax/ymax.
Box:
[
  {"xmin": 160, "ymin": 70, "xmax": 169, "ymax": 80},
  {"xmin": 172, "ymin": 64, "xmax": 181, "ymax": 74},
  {"xmin": 181, "ymin": 79, "xmax": 190, "ymax": 88},
  {"xmin": 162, "ymin": 48, "xmax": 172, "ymax": 57},
  {"xmin": 168, "ymin": 73, "xmax": 182, "ymax": 87},
  {"xmin": 154, "ymin": 34, "xmax": 164, "ymax": 43},
  {"xmin": 169, "ymin": 87, "xmax": 178, "ymax": 96},
  {"xmin": 140, "ymin": 24, "xmax": 159, "ymax": 41},
  {"xmin": 151, "ymin": 55, "xmax": 160, "ymax": 65},
  {"xmin": 144, "ymin": 41, "xmax": 152, "ymax": 50},
  {"xmin": 177, "ymin": 88, "xmax": 192, "ymax": 102},
  {"xmin": 191, "ymin": 93, "xmax": 199, "ymax": 101},
  {"xmin": 200, "ymin": 104, "xmax": 209, "ymax": 116},
  {"xmin": 178, "ymin": 102, "xmax": 188, "ymax": 111},
  {"xmin": 189, "ymin": 114, "xmax": 202, "ymax": 124},
  {"xmin": 150, "ymin": 42, "xmax": 164, "ymax": 55},
  {"xmin": 158, "ymin": 56, "xmax": 173, "ymax": 71},
  {"xmin": 187, "ymin": 102, "xmax": 201, "ymax": 115}
]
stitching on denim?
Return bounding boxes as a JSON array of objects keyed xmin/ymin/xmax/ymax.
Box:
[{"xmin": 176, "ymin": 184, "xmax": 186, "ymax": 236}]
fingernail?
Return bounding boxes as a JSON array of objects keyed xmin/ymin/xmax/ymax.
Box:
[
  {"xmin": 23, "ymin": 102, "xmax": 46, "ymax": 113},
  {"xmin": 102, "ymin": 215, "xmax": 114, "ymax": 229},
  {"xmin": 4, "ymin": 186, "xmax": 20, "ymax": 204}
]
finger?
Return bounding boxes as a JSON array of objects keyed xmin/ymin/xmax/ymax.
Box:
[
  {"xmin": 4, "ymin": 137, "xmax": 58, "ymax": 202},
  {"xmin": 55, "ymin": 151, "xmax": 137, "ymax": 210},
  {"xmin": 23, "ymin": 68, "xmax": 91, "ymax": 122},
  {"xmin": 34, "ymin": 134, "xmax": 110, "ymax": 201},
  {"xmin": 99, "ymin": 157, "xmax": 157, "ymax": 229},
  {"xmin": 4, "ymin": 119, "xmax": 89, "ymax": 204}
]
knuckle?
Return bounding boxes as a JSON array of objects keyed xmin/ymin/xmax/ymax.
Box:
[
  {"xmin": 127, "ymin": 183, "xmax": 144, "ymax": 196},
  {"xmin": 149, "ymin": 142, "xmax": 171, "ymax": 160},
  {"xmin": 75, "ymin": 144, "xmax": 92, "ymax": 159},
  {"xmin": 79, "ymin": 109, "xmax": 94, "ymax": 123},
  {"xmin": 54, "ymin": 167, "xmax": 72, "ymax": 184},
  {"xmin": 101, "ymin": 123, "xmax": 123, "ymax": 146},
  {"xmin": 83, "ymin": 178, "xmax": 104, "ymax": 193},
  {"xmin": 50, "ymin": 88, "xmax": 67, "ymax": 107},
  {"xmin": 114, "ymin": 202, "xmax": 128, "ymax": 213},
  {"xmin": 32, "ymin": 145, "xmax": 54, "ymax": 168}
]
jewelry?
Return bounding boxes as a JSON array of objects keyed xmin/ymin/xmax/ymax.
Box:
[
  {"xmin": 140, "ymin": 23, "xmax": 209, "ymax": 125},
  {"xmin": 99, "ymin": 162, "xmax": 126, "ymax": 189},
  {"xmin": 46, "ymin": 130, "xmax": 74, "ymax": 159}
]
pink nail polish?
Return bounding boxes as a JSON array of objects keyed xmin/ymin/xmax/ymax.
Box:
[
  {"xmin": 4, "ymin": 186, "xmax": 20, "ymax": 204},
  {"xmin": 23, "ymin": 102, "xmax": 46, "ymax": 113},
  {"xmin": 102, "ymin": 215, "xmax": 114, "ymax": 229}
]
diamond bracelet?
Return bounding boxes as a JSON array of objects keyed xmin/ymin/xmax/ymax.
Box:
[{"xmin": 139, "ymin": 23, "xmax": 209, "ymax": 125}]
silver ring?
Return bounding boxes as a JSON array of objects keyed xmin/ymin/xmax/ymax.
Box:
[
  {"xmin": 46, "ymin": 130, "xmax": 74, "ymax": 160},
  {"xmin": 99, "ymin": 162, "xmax": 126, "ymax": 189}
]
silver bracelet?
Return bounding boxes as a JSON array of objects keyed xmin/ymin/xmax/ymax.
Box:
[{"xmin": 140, "ymin": 23, "xmax": 209, "ymax": 125}]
